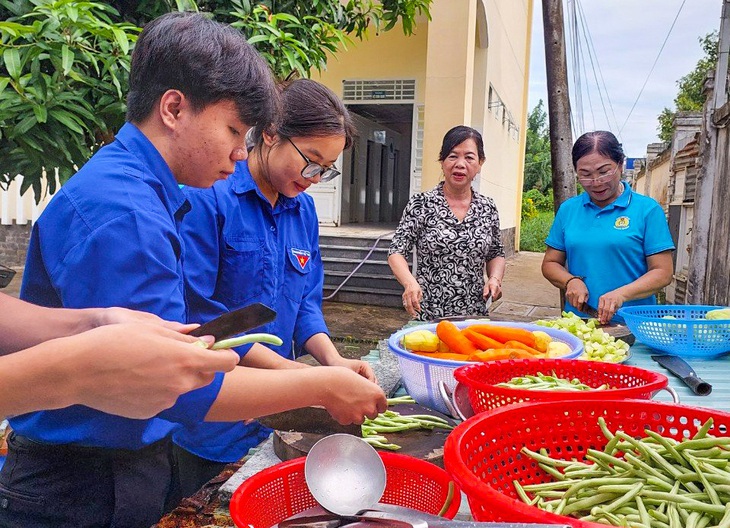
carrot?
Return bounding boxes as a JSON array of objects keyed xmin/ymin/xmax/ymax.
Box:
[
  {"xmin": 462, "ymin": 328, "xmax": 505, "ymax": 350},
  {"xmin": 503, "ymin": 340, "xmax": 543, "ymax": 357},
  {"xmin": 467, "ymin": 324, "xmax": 537, "ymax": 348},
  {"xmin": 468, "ymin": 348, "xmax": 535, "ymax": 362},
  {"xmin": 436, "ymin": 321, "xmax": 478, "ymax": 356},
  {"xmin": 468, "ymin": 349, "xmax": 513, "ymax": 362},
  {"xmin": 414, "ymin": 351, "xmax": 473, "ymax": 361}
]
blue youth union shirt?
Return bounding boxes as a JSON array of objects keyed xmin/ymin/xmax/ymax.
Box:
[
  {"xmin": 175, "ymin": 160, "xmax": 328, "ymax": 462},
  {"xmin": 15, "ymin": 123, "xmax": 223, "ymax": 449},
  {"xmin": 545, "ymin": 182, "xmax": 675, "ymax": 321}
]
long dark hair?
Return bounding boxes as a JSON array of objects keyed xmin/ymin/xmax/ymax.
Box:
[
  {"xmin": 571, "ymin": 131, "xmax": 625, "ymax": 168},
  {"xmin": 438, "ymin": 126, "xmax": 485, "ymax": 162},
  {"xmin": 127, "ymin": 12, "xmax": 277, "ymax": 130},
  {"xmin": 250, "ymin": 79, "xmax": 356, "ymax": 149}
]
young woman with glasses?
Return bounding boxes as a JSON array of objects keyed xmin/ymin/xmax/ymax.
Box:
[
  {"xmin": 541, "ymin": 130, "xmax": 675, "ymax": 324},
  {"xmin": 173, "ymin": 79, "xmax": 377, "ymax": 497}
]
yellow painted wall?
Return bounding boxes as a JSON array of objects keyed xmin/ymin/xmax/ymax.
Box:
[
  {"xmin": 477, "ymin": 0, "xmax": 533, "ymax": 232},
  {"xmin": 313, "ymin": 18, "xmax": 428, "ymax": 103},
  {"xmin": 646, "ymin": 157, "xmax": 671, "ymax": 206}
]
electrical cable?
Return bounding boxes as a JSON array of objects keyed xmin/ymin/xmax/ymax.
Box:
[
  {"xmin": 575, "ymin": 0, "xmax": 622, "ymax": 136},
  {"xmin": 322, "ymin": 230, "xmax": 396, "ymax": 301},
  {"xmin": 619, "ymin": 0, "xmax": 688, "ymax": 135}
]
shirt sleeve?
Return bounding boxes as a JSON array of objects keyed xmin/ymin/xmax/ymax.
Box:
[
  {"xmin": 389, "ymin": 195, "xmax": 421, "ymax": 257},
  {"xmin": 545, "ymin": 205, "xmax": 567, "ymax": 251},
  {"xmin": 643, "ymin": 201, "xmax": 676, "ymax": 256},
  {"xmin": 293, "ymin": 216, "xmax": 329, "ymax": 353},
  {"xmin": 50, "ymin": 209, "xmax": 186, "ymax": 321}
]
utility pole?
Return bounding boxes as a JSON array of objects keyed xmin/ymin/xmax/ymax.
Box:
[{"xmin": 542, "ymin": 0, "xmax": 576, "ymax": 212}]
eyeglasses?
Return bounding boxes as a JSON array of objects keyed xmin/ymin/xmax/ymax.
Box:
[
  {"xmin": 287, "ymin": 138, "xmax": 341, "ymax": 183},
  {"xmin": 576, "ymin": 164, "xmax": 621, "ymax": 185}
]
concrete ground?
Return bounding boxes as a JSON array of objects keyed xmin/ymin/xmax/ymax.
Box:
[{"xmin": 2, "ymin": 251, "xmax": 561, "ymax": 358}]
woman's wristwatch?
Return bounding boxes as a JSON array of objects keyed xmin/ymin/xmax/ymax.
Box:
[{"xmin": 564, "ymin": 275, "xmax": 585, "ymax": 289}]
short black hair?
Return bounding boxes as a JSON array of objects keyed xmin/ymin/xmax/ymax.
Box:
[
  {"xmin": 126, "ymin": 12, "xmax": 277, "ymax": 130},
  {"xmin": 438, "ymin": 126, "xmax": 485, "ymax": 162},
  {"xmin": 571, "ymin": 130, "xmax": 625, "ymax": 168},
  {"xmin": 251, "ymin": 79, "xmax": 355, "ymax": 150}
]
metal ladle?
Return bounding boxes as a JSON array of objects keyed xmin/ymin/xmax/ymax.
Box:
[
  {"xmin": 300, "ymin": 434, "xmax": 570, "ymax": 528},
  {"xmin": 304, "ymin": 434, "xmax": 387, "ymax": 516}
]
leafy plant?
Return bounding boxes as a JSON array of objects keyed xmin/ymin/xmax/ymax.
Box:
[
  {"xmin": 657, "ymin": 31, "xmax": 718, "ymax": 142},
  {"xmin": 519, "ymin": 210, "xmax": 554, "ymax": 252},
  {"xmin": 523, "ymin": 99, "xmax": 551, "ymax": 194},
  {"xmin": 0, "ymin": 0, "xmax": 431, "ymax": 197},
  {"xmin": 0, "ymin": 0, "xmax": 139, "ymax": 197}
]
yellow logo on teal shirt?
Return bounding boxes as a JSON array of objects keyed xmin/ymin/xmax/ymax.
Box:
[{"xmin": 614, "ymin": 216, "xmax": 630, "ymax": 230}]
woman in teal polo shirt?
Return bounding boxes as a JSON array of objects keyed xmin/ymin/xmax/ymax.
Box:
[{"xmin": 542, "ymin": 130, "xmax": 675, "ymax": 324}]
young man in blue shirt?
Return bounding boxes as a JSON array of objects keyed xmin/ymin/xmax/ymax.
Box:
[{"xmin": 5, "ymin": 13, "xmax": 386, "ymax": 528}]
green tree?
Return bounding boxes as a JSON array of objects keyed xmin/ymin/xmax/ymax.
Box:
[
  {"xmin": 0, "ymin": 0, "xmax": 431, "ymax": 195},
  {"xmin": 0, "ymin": 0, "xmax": 139, "ymax": 198},
  {"xmin": 657, "ymin": 31, "xmax": 718, "ymax": 142},
  {"xmin": 523, "ymin": 99, "xmax": 552, "ymax": 193}
]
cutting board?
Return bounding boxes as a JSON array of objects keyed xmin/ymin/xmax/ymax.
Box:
[
  {"xmin": 599, "ymin": 323, "xmax": 635, "ymax": 345},
  {"xmin": 272, "ymin": 402, "xmax": 456, "ymax": 468}
]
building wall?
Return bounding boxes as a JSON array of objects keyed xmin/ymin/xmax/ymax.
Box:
[
  {"xmin": 315, "ymin": 0, "xmax": 533, "ymax": 235},
  {"xmin": 645, "ymin": 154, "xmax": 671, "ymax": 207}
]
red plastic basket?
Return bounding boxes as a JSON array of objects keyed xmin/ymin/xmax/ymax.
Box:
[
  {"xmin": 229, "ymin": 452, "xmax": 461, "ymax": 528},
  {"xmin": 444, "ymin": 399, "xmax": 730, "ymax": 527},
  {"xmin": 453, "ymin": 359, "xmax": 671, "ymax": 413}
]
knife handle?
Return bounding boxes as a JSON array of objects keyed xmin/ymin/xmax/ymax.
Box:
[{"xmin": 683, "ymin": 375, "xmax": 713, "ymax": 396}]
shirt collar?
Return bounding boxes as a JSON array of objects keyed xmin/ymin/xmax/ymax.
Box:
[
  {"xmin": 230, "ymin": 160, "xmax": 300, "ymax": 212},
  {"xmin": 581, "ymin": 181, "xmax": 632, "ymax": 211},
  {"xmin": 114, "ymin": 122, "xmax": 188, "ymax": 216}
]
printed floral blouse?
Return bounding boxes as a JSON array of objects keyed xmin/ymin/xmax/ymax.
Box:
[{"xmin": 389, "ymin": 182, "xmax": 504, "ymax": 320}]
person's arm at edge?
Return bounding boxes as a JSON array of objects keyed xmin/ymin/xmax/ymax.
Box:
[
  {"xmin": 0, "ymin": 324, "xmax": 238, "ymax": 419},
  {"xmin": 0, "ymin": 293, "xmax": 196, "ymax": 357}
]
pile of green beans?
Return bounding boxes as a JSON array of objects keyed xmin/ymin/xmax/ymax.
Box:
[
  {"xmin": 361, "ymin": 396, "xmax": 454, "ymax": 451},
  {"xmin": 514, "ymin": 417, "xmax": 730, "ymax": 528},
  {"xmin": 496, "ymin": 371, "xmax": 608, "ymax": 391}
]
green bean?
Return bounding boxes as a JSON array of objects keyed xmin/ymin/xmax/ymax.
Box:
[
  {"xmin": 636, "ymin": 495, "xmax": 651, "ymax": 527},
  {"xmin": 209, "ymin": 333, "xmax": 283, "ymax": 349},
  {"xmin": 693, "ymin": 418, "xmax": 714, "ymax": 440},
  {"xmin": 386, "ymin": 395, "xmax": 416, "ymax": 405}
]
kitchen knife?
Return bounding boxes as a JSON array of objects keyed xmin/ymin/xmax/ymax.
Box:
[
  {"xmin": 278, "ymin": 504, "xmax": 571, "ymax": 527},
  {"xmin": 189, "ymin": 302, "xmax": 276, "ymax": 341},
  {"xmin": 257, "ymin": 406, "xmax": 363, "ymax": 437},
  {"xmin": 651, "ymin": 355, "xmax": 713, "ymax": 396},
  {"xmin": 582, "ymin": 302, "xmax": 600, "ymax": 320}
]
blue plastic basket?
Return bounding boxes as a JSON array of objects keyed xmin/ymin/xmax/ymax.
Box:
[
  {"xmin": 387, "ymin": 321, "xmax": 583, "ymax": 414},
  {"xmin": 617, "ymin": 304, "xmax": 730, "ymax": 358}
]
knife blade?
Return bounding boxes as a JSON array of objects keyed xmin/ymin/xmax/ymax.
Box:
[
  {"xmin": 582, "ymin": 302, "xmax": 600, "ymax": 320},
  {"xmin": 189, "ymin": 302, "xmax": 276, "ymax": 341},
  {"xmin": 257, "ymin": 407, "xmax": 363, "ymax": 437},
  {"xmin": 651, "ymin": 355, "xmax": 713, "ymax": 396}
]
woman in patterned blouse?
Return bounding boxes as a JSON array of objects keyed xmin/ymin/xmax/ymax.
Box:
[{"xmin": 388, "ymin": 126, "xmax": 506, "ymax": 320}]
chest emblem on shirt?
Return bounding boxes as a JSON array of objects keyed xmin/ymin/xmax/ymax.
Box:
[
  {"xmin": 614, "ymin": 216, "xmax": 630, "ymax": 230},
  {"xmin": 291, "ymin": 248, "xmax": 311, "ymax": 269}
]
